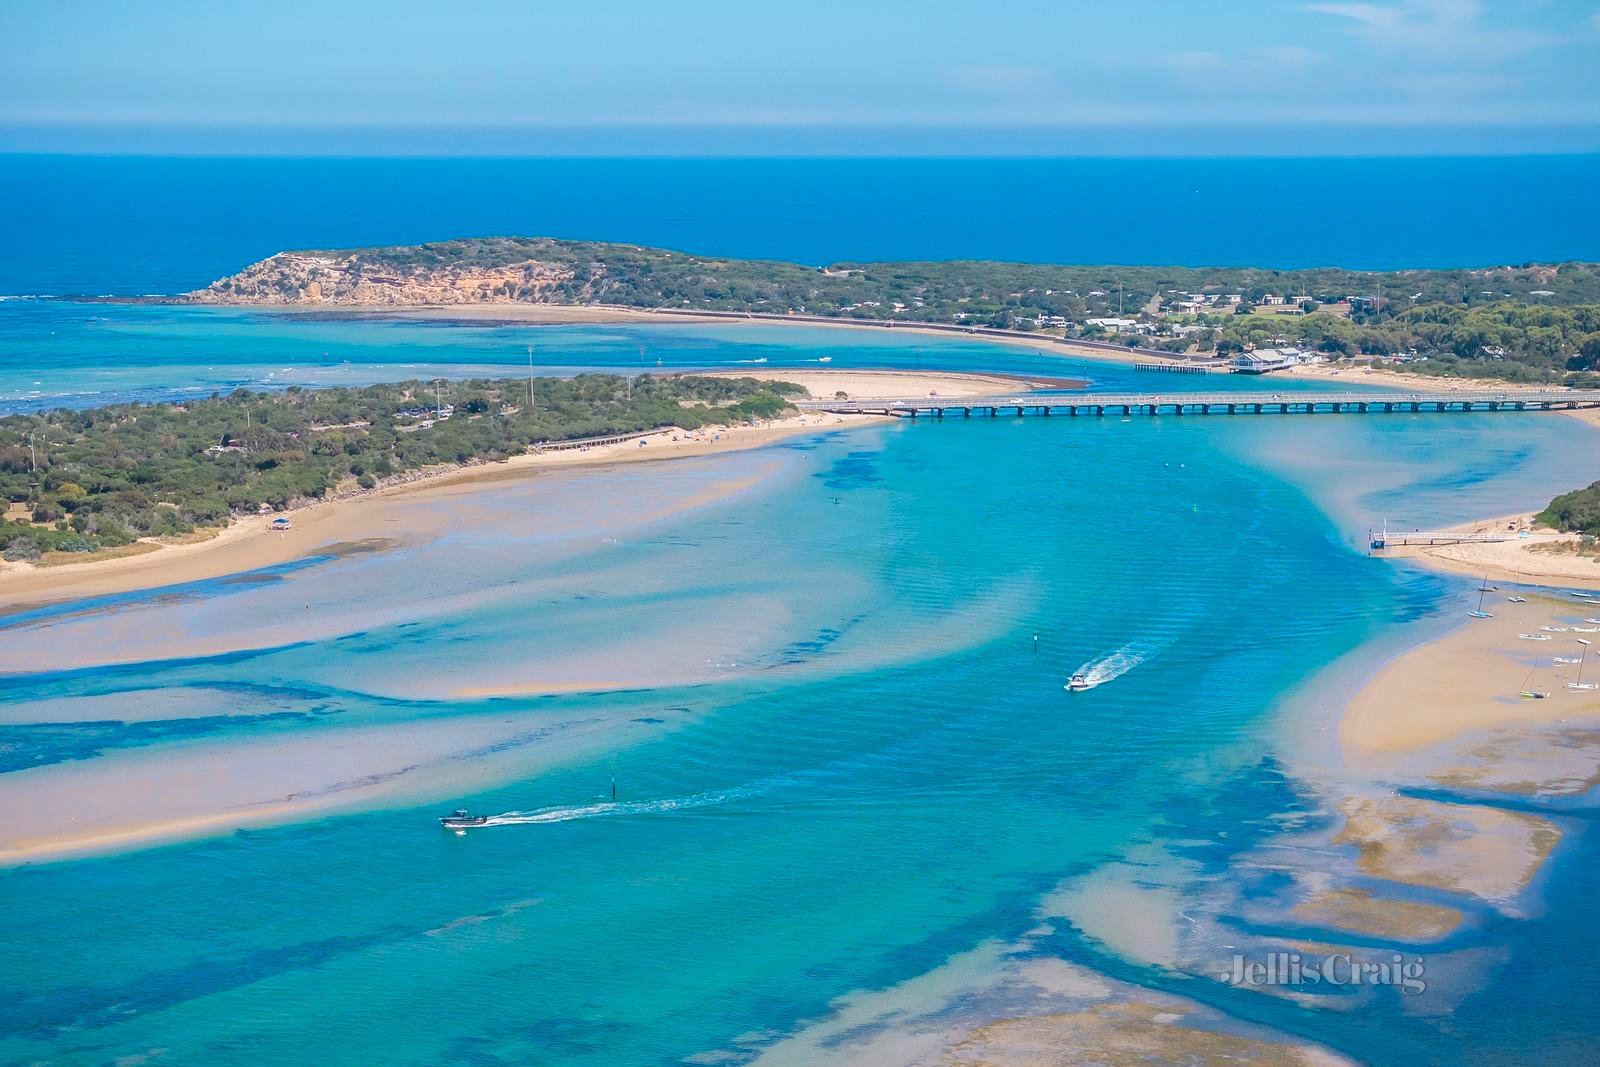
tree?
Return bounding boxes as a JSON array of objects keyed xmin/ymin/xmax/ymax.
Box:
[{"xmin": 1570, "ymin": 333, "xmax": 1600, "ymax": 372}]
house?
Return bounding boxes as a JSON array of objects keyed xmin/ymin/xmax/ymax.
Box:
[
  {"xmin": 1232, "ymin": 351, "xmax": 1291, "ymax": 374},
  {"xmin": 1086, "ymin": 317, "xmax": 1138, "ymax": 332}
]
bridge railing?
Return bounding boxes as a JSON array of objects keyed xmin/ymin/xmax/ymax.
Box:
[{"xmin": 795, "ymin": 390, "xmax": 1594, "ymax": 411}]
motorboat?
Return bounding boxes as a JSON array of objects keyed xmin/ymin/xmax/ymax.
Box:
[
  {"xmin": 1065, "ymin": 674, "xmax": 1093, "ymax": 692},
  {"xmin": 440, "ymin": 808, "xmax": 490, "ymax": 831}
]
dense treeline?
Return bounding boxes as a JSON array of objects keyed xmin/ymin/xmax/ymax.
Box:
[
  {"xmin": 1539, "ymin": 482, "xmax": 1600, "ymax": 537},
  {"xmin": 288, "ymin": 237, "xmax": 1600, "ymax": 313},
  {"xmin": 0, "ymin": 374, "xmax": 798, "ymax": 560},
  {"xmin": 1197, "ymin": 302, "xmax": 1600, "ymax": 383},
  {"xmin": 200, "ymin": 238, "xmax": 1600, "ymax": 383}
]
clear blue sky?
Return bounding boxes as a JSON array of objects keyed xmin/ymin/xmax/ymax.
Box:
[{"xmin": 2, "ymin": 0, "xmax": 1598, "ymax": 154}]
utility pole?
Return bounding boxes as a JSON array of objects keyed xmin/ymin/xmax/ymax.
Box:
[
  {"xmin": 435, "ymin": 379, "xmax": 443, "ymax": 419},
  {"xmin": 27, "ymin": 431, "xmax": 36, "ymax": 473},
  {"xmin": 527, "ymin": 344, "xmax": 535, "ymax": 409}
]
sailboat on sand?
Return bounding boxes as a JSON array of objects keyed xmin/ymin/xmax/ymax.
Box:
[
  {"xmin": 1521, "ymin": 660, "xmax": 1552, "ymax": 700},
  {"xmin": 1569, "ymin": 639, "xmax": 1598, "ymax": 692},
  {"xmin": 1467, "ymin": 575, "xmax": 1494, "ymax": 619}
]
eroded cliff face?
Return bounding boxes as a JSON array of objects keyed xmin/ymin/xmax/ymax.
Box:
[{"xmin": 185, "ymin": 251, "xmax": 594, "ymax": 305}]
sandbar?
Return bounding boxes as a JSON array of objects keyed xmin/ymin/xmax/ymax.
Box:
[{"xmin": 0, "ymin": 408, "xmax": 884, "ymax": 610}]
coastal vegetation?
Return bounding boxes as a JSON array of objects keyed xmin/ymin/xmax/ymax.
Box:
[
  {"xmin": 187, "ymin": 237, "xmax": 1600, "ymax": 384},
  {"xmin": 1538, "ymin": 481, "xmax": 1600, "ymax": 537},
  {"xmin": 0, "ymin": 374, "xmax": 798, "ymax": 560}
]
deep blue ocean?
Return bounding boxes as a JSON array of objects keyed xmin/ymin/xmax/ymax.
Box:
[
  {"xmin": 3, "ymin": 154, "xmax": 1599, "ymax": 296},
  {"xmin": 3, "ymin": 155, "xmax": 1600, "ymax": 1065}
]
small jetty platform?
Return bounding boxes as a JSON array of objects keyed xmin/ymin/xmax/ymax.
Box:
[
  {"xmin": 1369, "ymin": 530, "xmax": 1519, "ymax": 549},
  {"xmin": 798, "ymin": 390, "xmax": 1600, "ymax": 419},
  {"xmin": 1133, "ymin": 360, "xmax": 1224, "ymax": 375}
]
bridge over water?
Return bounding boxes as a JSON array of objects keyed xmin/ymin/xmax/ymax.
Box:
[{"xmin": 797, "ymin": 390, "xmax": 1600, "ymax": 419}]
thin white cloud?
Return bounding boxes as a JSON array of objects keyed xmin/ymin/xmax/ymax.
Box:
[
  {"xmin": 1303, "ymin": 0, "xmax": 1551, "ymax": 56},
  {"xmin": 1303, "ymin": 3, "xmax": 1405, "ymax": 28}
]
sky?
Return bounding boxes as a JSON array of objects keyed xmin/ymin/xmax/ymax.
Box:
[{"xmin": 2, "ymin": 0, "xmax": 1598, "ymax": 154}]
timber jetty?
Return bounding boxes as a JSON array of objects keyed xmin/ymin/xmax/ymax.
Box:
[{"xmin": 798, "ymin": 390, "xmax": 1600, "ymax": 418}]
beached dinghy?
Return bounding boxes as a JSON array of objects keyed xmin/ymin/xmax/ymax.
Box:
[
  {"xmin": 1520, "ymin": 633, "xmax": 1554, "ymax": 641},
  {"xmin": 1507, "ymin": 596, "xmax": 1528, "ymax": 604},
  {"xmin": 1540, "ymin": 625, "xmax": 1570, "ymax": 633}
]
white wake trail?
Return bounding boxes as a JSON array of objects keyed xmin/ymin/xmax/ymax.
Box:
[
  {"xmin": 1071, "ymin": 644, "xmax": 1146, "ymax": 689},
  {"xmin": 475, "ymin": 784, "xmax": 763, "ymax": 828}
]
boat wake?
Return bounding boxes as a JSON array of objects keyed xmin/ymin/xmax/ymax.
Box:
[
  {"xmin": 470, "ymin": 784, "xmax": 763, "ymax": 829},
  {"xmin": 1068, "ymin": 644, "xmax": 1146, "ymax": 691}
]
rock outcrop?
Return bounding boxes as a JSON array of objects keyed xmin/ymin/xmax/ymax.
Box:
[{"xmin": 186, "ymin": 249, "xmax": 595, "ymax": 306}]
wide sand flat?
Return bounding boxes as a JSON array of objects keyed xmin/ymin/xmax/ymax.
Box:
[
  {"xmin": 691, "ymin": 367, "xmax": 1080, "ymax": 399},
  {"xmin": 1342, "ymin": 595, "xmax": 1600, "ymax": 759},
  {"xmin": 0, "ymin": 410, "xmax": 883, "ymax": 610}
]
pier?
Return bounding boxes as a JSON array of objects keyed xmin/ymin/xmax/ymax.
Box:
[
  {"xmin": 1133, "ymin": 360, "xmax": 1223, "ymax": 375},
  {"xmin": 1369, "ymin": 529, "xmax": 1520, "ymax": 549},
  {"xmin": 798, "ymin": 390, "xmax": 1600, "ymax": 419}
]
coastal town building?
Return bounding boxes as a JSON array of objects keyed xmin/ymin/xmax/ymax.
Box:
[{"xmin": 1231, "ymin": 350, "xmax": 1292, "ymax": 374}]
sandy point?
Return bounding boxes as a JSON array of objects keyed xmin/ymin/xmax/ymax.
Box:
[{"xmin": 0, "ymin": 410, "xmax": 885, "ymax": 611}]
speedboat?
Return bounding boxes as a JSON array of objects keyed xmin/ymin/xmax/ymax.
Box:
[
  {"xmin": 440, "ymin": 808, "xmax": 490, "ymax": 831},
  {"xmin": 1520, "ymin": 690, "xmax": 1552, "ymax": 700},
  {"xmin": 1507, "ymin": 596, "xmax": 1528, "ymax": 604},
  {"xmin": 1555, "ymin": 656, "xmax": 1583, "ymax": 665},
  {"xmin": 1568, "ymin": 683, "xmax": 1600, "ymax": 692},
  {"xmin": 1065, "ymin": 674, "xmax": 1093, "ymax": 692},
  {"xmin": 1574, "ymin": 626, "xmax": 1600, "ymax": 633},
  {"xmin": 1540, "ymin": 626, "xmax": 1570, "ymax": 633},
  {"xmin": 1519, "ymin": 633, "xmax": 1553, "ymax": 641}
]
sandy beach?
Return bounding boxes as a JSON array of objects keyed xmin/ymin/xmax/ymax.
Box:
[
  {"xmin": 247, "ymin": 302, "xmax": 1174, "ymax": 367},
  {"xmin": 0, "ymin": 364, "xmax": 1077, "ymax": 608},
  {"xmin": 0, "ymin": 409, "xmax": 885, "ymax": 610},
  {"xmin": 688, "ymin": 367, "xmax": 1084, "ymax": 398},
  {"xmin": 1376, "ymin": 512, "xmax": 1600, "ymax": 590},
  {"xmin": 1342, "ymin": 593, "xmax": 1600, "ymax": 759},
  {"xmin": 1280, "ymin": 362, "xmax": 1576, "ymax": 393}
]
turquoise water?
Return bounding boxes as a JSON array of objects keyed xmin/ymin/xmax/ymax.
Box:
[
  {"xmin": 2, "ymin": 300, "xmax": 1361, "ymax": 413},
  {"xmin": 3, "ymin": 320, "xmax": 1600, "ymax": 1062}
]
